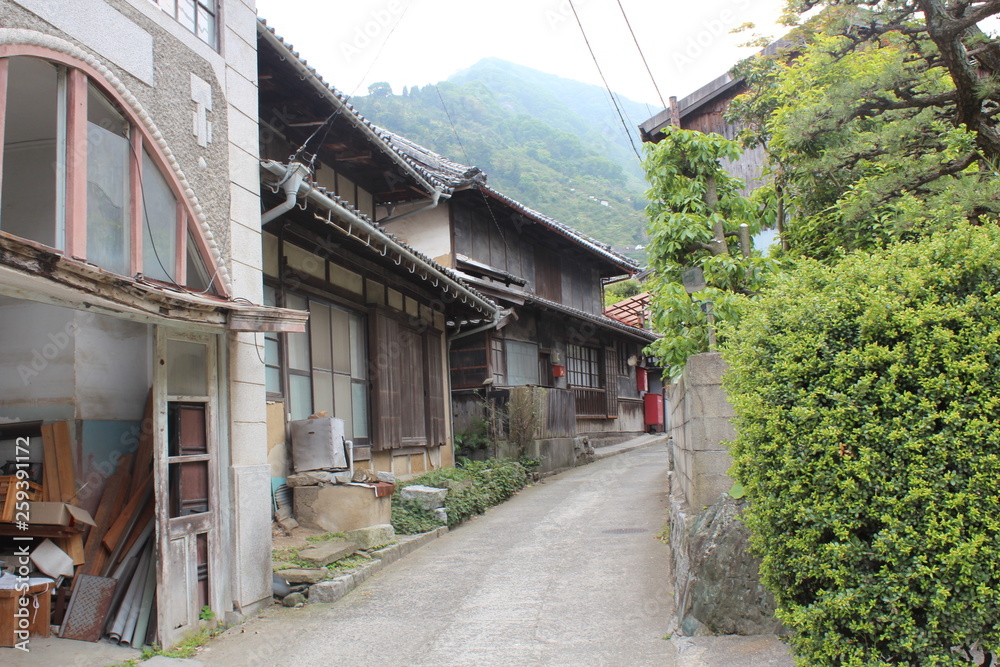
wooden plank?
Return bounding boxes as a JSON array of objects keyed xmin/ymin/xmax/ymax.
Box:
[
  {"xmin": 102, "ymin": 476, "xmax": 152, "ymax": 552},
  {"xmin": 51, "ymin": 421, "xmax": 76, "ymax": 503},
  {"xmin": 115, "ymin": 497, "xmax": 154, "ymax": 568},
  {"xmin": 82, "ymin": 454, "xmax": 132, "ymax": 577},
  {"xmin": 40, "ymin": 424, "xmax": 59, "ymax": 503},
  {"xmin": 130, "ymin": 390, "xmax": 154, "ymax": 496}
]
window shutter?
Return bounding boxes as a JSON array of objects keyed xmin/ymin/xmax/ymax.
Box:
[
  {"xmin": 605, "ymin": 346, "xmax": 618, "ymax": 419},
  {"xmin": 371, "ymin": 312, "xmax": 402, "ymax": 450},
  {"xmin": 425, "ymin": 330, "xmax": 446, "ymax": 448}
]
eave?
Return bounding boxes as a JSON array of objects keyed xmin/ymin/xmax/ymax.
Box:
[{"xmin": 0, "ymin": 232, "xmax": 307, "ymax": 332}]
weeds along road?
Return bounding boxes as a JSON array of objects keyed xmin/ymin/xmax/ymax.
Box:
[{"xmin": 201, "ymin": 443, "xmax": 674, "ymax": 667}]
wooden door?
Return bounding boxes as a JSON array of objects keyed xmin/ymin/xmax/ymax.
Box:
[{"xmin": 153, "ymin": 329, "xmax": 221, "ymax": 648}]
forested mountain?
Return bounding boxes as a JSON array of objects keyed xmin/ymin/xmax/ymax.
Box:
[{"xmin": 352, "ymin": 59, "xmax": 655, "ymax": 253}]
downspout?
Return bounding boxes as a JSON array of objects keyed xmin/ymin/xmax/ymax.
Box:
[
  {"xmin": 261, "ymin": 162, "xmax": 311, "ymax": 225},
  {"xmin": 378, "ymin": 190, "xmax": 446, "ymax": 225}
]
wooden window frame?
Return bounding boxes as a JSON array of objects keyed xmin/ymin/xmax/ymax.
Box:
[
  {"xmin": 566, "ymin": 343, "xmax": 602, "ymax": 389},
  {"xmin": 0, "ymin": 48, "xmax": 224, "ymax": 295}
]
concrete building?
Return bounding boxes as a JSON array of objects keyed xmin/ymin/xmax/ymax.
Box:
[{"xmin": 0, "ymin": 0, "xmax": 302, "ymax": 649}]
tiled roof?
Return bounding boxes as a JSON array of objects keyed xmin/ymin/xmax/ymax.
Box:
[
  {"xmin": 375, "ymin": 129, "xmax": 639, "ymax": 274},
  {"xmin": 261, "ymin": 160, "xmax": 497, "ymax": 321},
  {"xmin": 258, "ymin": 18, "xmax": 639, "ymax": 275},
  {"xmin": 525, "ymin": 293, "xmax": 659, "ymax": 343},
  {"xmin": 257, "ymin": 19, "xmax": 456, "ymax": 196}
]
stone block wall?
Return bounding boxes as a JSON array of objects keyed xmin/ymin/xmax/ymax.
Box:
[
  {"xmin": 667, "ymin": 353, "xmax": 737, "ymax": 509},
  {"xmin": 666, "ymin": 352, "xmax": 781, "ymax": 636}
]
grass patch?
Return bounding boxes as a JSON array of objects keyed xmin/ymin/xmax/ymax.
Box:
[
  {"xmin": 392, "ymin": 458, "xmax": 528, "ymax": 534},
  {"xmin": 306, "ymin": 531, "xmax": 346, "ymax": 543}
]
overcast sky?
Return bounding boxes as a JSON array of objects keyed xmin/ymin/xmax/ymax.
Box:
[{"xmin": 255, "ymin": 0, "xmax": 788, "ymax": 113}]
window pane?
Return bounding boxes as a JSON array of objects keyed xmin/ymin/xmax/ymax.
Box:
[
  {"xmin": 265, "ymin": 365, "xmax": 281, "ymax": 395},
  {"xmin": 352, "ymin": 381, "xmax": 368, "ymax": 439},
  {"xmin": 87, "ymin": 86, "xmax": 130, "ymax": 276},
  {"xmin": 186, "ymin": 232, "xmax": 214, "ymax": 292},
  {"xmin": 178, "ymin": 0, "xmax": 196, "ymax": 31},
  {"xmin": 349, "ymin": 313, "xmax": 366, "ymax": 380},
  {"xmin": 331, "ymin": 307, "xmax": 350, "ymax": 374},
  {"xmin": 288, "ymin": 374, "xmax": 312, "ymax": 421},
  {"xmin": 167, "ymin": 339, "xmax": 208, "ymax": 396},
  {"xmin": 262, "ymin": 284, "xmax": 277, "ymax": 307},
  {"xmin": 141, "ymin": 149, "xmax": 178, "ymax": 282},
  {"xmin": 334, "ymin": 373, "xmax": 353, "ymax": 439},
  {"xmin": 286, "ymin": 293, "xmax": 310, "ymax": 371},
  {"xmin": 196, "ymin": 3, "xmax": 216, "ymax": 48},
  {"xmin": 309, "ymin": 302, "xmax": 332, "ymax": 371},
  {"xmin": 312, "ymin": 370, "xmax": 334, "ymax": 417},
  {"xmin": 1, "ymin": 57, "xmax": 60, "ymax": 248},
  {"xmin": 506, "ymin": 341, "xmax": 539, "ymax": 386}
]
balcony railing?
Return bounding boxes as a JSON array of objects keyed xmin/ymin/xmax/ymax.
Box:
[{"xmin": 573, "ymin": 387, "xmax": 607, "ymax": 418}]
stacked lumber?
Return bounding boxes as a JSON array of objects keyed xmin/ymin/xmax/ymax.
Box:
[{"xmin": 40, "ymin": 389, "xmax": 159, "ymax": 645}]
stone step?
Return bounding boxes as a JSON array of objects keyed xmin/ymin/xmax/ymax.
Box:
[{"xmin": 297, "ymin": 540, "xmax": 358, "ymax": 567}]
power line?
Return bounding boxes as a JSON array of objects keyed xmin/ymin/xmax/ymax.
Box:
[
  {"xmin": 567, "ymin": 0, "xmax": 641, "ymax": 160},
  {"xmin": 292, "ymin": 0, "xmax": 412, "ymax": 166},
  {"xmin": 433, "ymin": 84, "xmax": 509, "ymax": 251},
  {"xmin": 616, "ymin": 0, "xmax": 668, "ymax": 111}
]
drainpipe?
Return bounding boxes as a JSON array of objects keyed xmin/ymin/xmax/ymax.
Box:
[
  {"xmin": 378, "ymin": 190, "xmax": 446, "ymax": 225},
  {"xmin": 449, "ymin": 316, "xmax": 499, "ymax": 343},
  {"xmin": 261, "ymin": 162, "xmax": 311, "ymax": 225}
]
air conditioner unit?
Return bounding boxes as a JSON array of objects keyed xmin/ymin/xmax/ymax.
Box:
[{"xmin": 289, "ymin": 417, "xmax": 351, "ymax": 473}]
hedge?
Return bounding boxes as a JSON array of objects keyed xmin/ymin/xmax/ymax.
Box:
[{"xmin": 723, "ymin": 223, "xmax": 1000, "ymax": 665}]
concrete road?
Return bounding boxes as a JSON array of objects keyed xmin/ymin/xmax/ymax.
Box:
[{"xmin": 202, "ymin": 444, "xmax": 677, "ymax": 666}]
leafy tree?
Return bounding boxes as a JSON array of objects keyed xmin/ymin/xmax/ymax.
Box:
[
  {"xmin": 723, "ymin": 221, "xmax": 1000, "ymax": 666},
  {"xmin": 642, "ymin": 127, "xmax": 774, "ymax": 378},
  {"xmin": 367, "ymin": 81, "xmax": 393, "ymax": 98},
  {"xmin": 727, "ymin": 0, "xmax": 1000, "ymax": 261},
  {"xmin": 603, "ymin": 277, "xmax": 642, "ymax": 307}
]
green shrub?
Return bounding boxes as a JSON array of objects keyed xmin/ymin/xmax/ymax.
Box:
[
  {"xmin": 723, "ymin": 223, "xmax": 1000, "ymax": 666},
  {"xmin": 391, "ymin": 458, "xmax": 528, "ymax": 534}
]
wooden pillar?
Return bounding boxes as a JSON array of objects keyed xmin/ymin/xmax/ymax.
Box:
[{"xmin": 65, "ymin": 69, "xmax": 88, "ymax": 260}]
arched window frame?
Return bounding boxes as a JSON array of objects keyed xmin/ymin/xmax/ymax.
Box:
[{"xmin": 0, "ymin": 45, "xmax": 228, "ymax": 297}]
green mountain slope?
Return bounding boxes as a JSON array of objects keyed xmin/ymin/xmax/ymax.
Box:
[{"xmin": 352, "ymin": 59, "xmax": 652, "ymax": 252}]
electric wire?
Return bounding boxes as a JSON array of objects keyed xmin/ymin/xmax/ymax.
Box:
[
  {"xmin": 432, "ymin": 84, "xmax": 509, "ymax": 252},
  {"xmin": 566, "ymin": 0, "xmax": 642, "ymax": 160},
  {"xmin": 615, "ymin": 0, "xmax": 668, "ymax": 111},
  {"xmin": 290, "ymin": 0, "xmax": 412, "ymax": 169}
]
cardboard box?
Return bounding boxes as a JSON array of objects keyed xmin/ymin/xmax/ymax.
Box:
[{"xmin": 27, "ymin": 502, "xmax": 96, "ymax": 529}]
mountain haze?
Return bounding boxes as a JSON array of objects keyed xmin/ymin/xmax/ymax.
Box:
[{"xmin": 352, "ymin": 59, "xmax": 654, "ymax": 255}]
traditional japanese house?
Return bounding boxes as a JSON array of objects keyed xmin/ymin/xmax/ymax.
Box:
[
  {"xmin": 373, "ymin": 134, "xmax": 661, "ymax": 468},
  {"xmin": 256, "ymin": 23, "xmax": 497, "ymax": 485}
]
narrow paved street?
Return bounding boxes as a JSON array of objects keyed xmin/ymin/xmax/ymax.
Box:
[{"xmin": 201, "ymin": 444, "xmax": 675, "ymax": 666}]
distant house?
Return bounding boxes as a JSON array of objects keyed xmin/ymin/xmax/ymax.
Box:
[
  {"xmin": 638, "ymin": 40, "xmax": 789, "ymax": 193},
  {"xmin": 374, "ymin": 133, "xmax": 662, "ymax": 466},
  {"xmin": 256, "ymin": 23, "xmax": 497, "ymax": 483}
]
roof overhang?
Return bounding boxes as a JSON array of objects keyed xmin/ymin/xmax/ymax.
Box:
[
  {"xmin": 0, "ymin": 232, "xmax": 307, "ymax": 332},
  {"xmin": 261, "ymin": 161, "xmax": 499, "ymax": 323},
  {"xmin": 525, "ymin": 293, "xmax": 659, "ymax": 344}
]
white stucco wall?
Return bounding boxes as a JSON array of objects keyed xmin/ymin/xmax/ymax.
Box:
[{"xmin": 379, "ymin": 202, "xmax": 454, "ymax": 267}]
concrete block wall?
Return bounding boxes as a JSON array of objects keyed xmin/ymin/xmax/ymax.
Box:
[{"xmin": 667, "ymin": 353, "xmax": 736, "ymax": 509}]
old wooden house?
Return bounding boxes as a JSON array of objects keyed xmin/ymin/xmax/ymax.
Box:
[
  {"xmin": 374, "ymin": 135, "xmax": 661, "ymax": 469},
  {"xmin": 255, "ymin": 23, "xmax": 498, "ymax": 489},
  {"xmin": 638, "ymin": 40, "xmax": 790, "ymax": 194}
]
